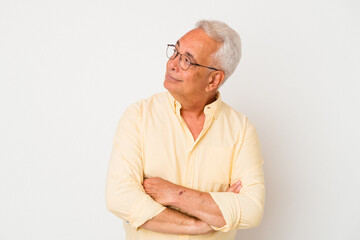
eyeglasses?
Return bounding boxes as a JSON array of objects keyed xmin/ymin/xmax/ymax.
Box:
[{"xmin": 166, "ymin": 44, "xmax": 219, "ymax": 71}]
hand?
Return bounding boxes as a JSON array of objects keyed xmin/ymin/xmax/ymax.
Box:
[
  {"xmin": 143, "ymin": 177, "xmax": 181, "ymax": 206},
  {"xmin": 194, "ymin": 219, "xmax": 214, "ymax": 235},
  {"xmin": 226, "ymin": 180, "xmax": 242, "ymax": 193}
]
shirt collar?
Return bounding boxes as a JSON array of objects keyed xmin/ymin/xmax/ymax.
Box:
[{"xmin": 167, "ymin": 91, "xmax": 222, "ymax": 119}]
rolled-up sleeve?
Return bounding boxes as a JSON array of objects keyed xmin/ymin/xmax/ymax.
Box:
[
  {"xmin": 209, "ymin": 118, "xmax": 265, "ymax": 232},
  {"xmin": 105, "ymin": 102, "xmax": 166, "ymax": 229}
]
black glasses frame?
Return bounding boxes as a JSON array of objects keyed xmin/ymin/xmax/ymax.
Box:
[{"xmin": 166, "ymin": 44, "xmax": 219, "ymax": 71}]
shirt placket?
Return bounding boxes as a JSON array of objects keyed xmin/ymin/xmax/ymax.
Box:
[
  {"xmin": 184, "ymin": 112, "xmax": 215, "ymax": 189},
  {"xmin": 173, "ymin": 98, "xmax": 217, "ymax": 188}
]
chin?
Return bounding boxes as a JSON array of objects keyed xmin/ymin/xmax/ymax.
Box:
[
  {"xmin": 164, "ymin": 80, "xmax": 179, "ymax": 96},
  {"xmin": 163, "ymin": 79, "xmax": 169, "ymax": 90},
  {"xmin": 163, "ymin": 79, "xmax": 175, "ymax": 91}
]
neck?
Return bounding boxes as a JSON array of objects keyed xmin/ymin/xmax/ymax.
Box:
[{"xmin": 172, "ymin": 92, "xmax": 218, "ymax": 119}]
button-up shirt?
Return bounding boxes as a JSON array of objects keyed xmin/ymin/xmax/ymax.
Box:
[{"xmin": 106, "ymin": 91, "xmax": 265, "ymax": 240}]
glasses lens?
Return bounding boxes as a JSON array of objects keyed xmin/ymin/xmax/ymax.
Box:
[
  {"xmin": 166, "ymin": 45, "xmax": 177, "ymax": 59},
  {"xmin": 179, "ymin": 55, "xmax": 191, "ymax": 70}
]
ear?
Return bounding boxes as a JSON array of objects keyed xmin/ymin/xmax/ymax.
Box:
[{"xmin": 205, "ymin": 71, "xmax": 225, "ymax": 92}]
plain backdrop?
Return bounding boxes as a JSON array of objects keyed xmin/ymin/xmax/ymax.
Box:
[{"xmin": 1, "ymin": 0, "xmax": 359, "ymax": 239}]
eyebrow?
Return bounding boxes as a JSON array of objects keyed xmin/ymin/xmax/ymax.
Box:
[{"xmin": 176, "ymin": 40, "xmax": 196, "ymax": 62}]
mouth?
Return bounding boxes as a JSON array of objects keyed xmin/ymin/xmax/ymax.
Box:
[{"xmin": 165, "ymin": 74, "xmax": 182, "ymax": 82}]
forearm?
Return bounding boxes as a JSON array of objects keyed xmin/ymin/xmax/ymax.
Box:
[
  {"xmin": 143, "ymin": 177, "xmax": 242, "ymax": 229},
  {"xmin": 139, "ymin": 207, "xmax": 213, "ymax": 235},
  {"xmin": 169, "ymin": 187, "xmax": 226, "ymax": 228}
]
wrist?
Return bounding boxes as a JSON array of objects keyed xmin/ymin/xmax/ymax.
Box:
[
  {"xmin": 194, "ymin": 219, "xmax": 214, "ymax": 235},
  {"xmin": 168, "ymin": 185, "xmax": 185, "ymax": 206}
]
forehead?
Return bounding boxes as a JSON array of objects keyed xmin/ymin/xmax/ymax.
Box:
[{"xmin": 177, "ymin": 28, "xmax": 221, "ymax": 62}]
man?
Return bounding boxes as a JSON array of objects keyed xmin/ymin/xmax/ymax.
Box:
[{"xmin": 106, "ymin": 20, "xmax": 265, "ymax": 240}]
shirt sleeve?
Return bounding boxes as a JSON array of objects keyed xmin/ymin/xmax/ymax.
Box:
[
  {"xmin": 208, "ymin": 118, "xmax": 265, "ymax": 232},
  {"xmin": 105, "ymin": 102, "xmax": 166, "ymax": 230}
]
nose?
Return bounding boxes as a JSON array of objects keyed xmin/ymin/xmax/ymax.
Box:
[{"xmin": 167, "ymin": 54, "xmax": 180, "ymax": 72}]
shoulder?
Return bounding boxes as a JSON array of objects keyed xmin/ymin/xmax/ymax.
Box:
[
  {"xmin": 120, "ymin": 92, "xmax": 169, "ymax": 122},
  {"xmin": 220, "ymin": 101, "xmax": 260, "ymax": 145},
  {"xmin": 140, "ymin": 92, "xmax": 168, "ymax": 108},
  {"xmin": 123, "ymin": 92, "xmax": 168, "ymax": 113},
  {"xmin": 220, "ymin": 101, "xmax": 248, "ymax": 126},
  {"xmin": 219, "ymin": 101, "xmax": 259, "ymax": 135}
]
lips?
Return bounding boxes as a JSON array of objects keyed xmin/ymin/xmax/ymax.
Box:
[{"xmin": 166, "ymin": 74, "xmax": 182, "ymax": 82}]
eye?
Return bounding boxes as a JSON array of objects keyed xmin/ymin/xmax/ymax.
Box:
[{"xmin": 184, "ymin": 56, "xmax": 191, "ymax": 64}]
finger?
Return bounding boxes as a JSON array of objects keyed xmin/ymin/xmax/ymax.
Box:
[
  {"xmin": 225, "ymin": 184, "xmax": 235, "ymax": 192},
  {"xmin": 230, "ymin": 181, "xmax": 241, "ymax": 192},
  {"xmin": 226, "ymin": 180, "xmax": 241, "ymax": 192},
  {"xmin": 234, "ymin": 183, "xmax": 242, "ymax": 193}
]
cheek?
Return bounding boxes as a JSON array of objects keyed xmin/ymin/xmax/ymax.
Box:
[
  {"xmin": 189, "ymin": 72, "xmax": 208, "ymax": 88},
  {"xmin": 166, "ymin": 60, "xmax": 171, "ymax": 70}
]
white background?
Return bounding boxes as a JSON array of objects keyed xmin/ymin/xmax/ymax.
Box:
[{"xmin": 1, "ymin": 0, "xmax": 359, "ymax": 239}]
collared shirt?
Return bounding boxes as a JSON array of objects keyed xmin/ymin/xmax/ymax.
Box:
[{"xmin": 106, "ymin": 91, "xmax": 265, "ymax": 240}]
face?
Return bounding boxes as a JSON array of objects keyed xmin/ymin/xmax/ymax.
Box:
[{"xmin": 164, "ymin": 28, "xmax": 221, "ymax": 103}]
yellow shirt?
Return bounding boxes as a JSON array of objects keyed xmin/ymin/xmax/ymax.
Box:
[{"xmin": 106, "ymin": 92, "xmax": 265, "ymax": 240}]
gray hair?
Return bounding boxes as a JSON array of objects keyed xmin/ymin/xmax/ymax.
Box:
[{"xmin": 195, "ymin": 20, "xmax": 241, "ymax": 82}]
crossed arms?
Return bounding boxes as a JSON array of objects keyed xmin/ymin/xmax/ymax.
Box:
[
  {"xmin": 140, "ymin": 177, "xmax": 242, "ymax": 235},
  {"xmin": 106, "ymin": 104, "xmax": 265, "ymax": 235}
]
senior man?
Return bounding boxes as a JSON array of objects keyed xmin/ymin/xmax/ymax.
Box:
[{"xmin": 106, "ymin": 20, "xmax": 265, "ymax": 240}]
